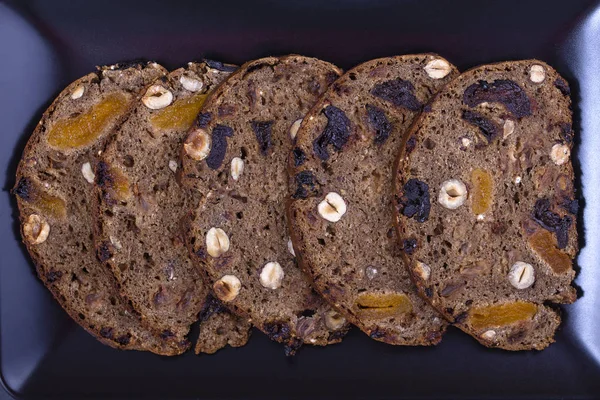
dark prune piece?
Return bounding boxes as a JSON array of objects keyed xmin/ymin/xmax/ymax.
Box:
[
  {"xmin": 206, "ymin": 124, "xmax": 233, "ymax": 170},
  {"xmin": 97, "ymin": 241, "xmax": 113, "ymax": 262},
  {"xmin": 463, "ymin": 79, "xmax": 532, "ymax": 118},
  {"xmin": 263, "ymin": 320, "xmax": 292, "ymax": 342},
  {"xmin": 292, "ymin": 171, "xmax": 320, "ymax": 199},
  {"xmin": 313, "ymin": 105, "xmax": 351, "ymax": 161},
  {"xmin": 370, "ymin": 78, "xmax": 421, "ymax": 111},
  {"xmin": 558, "ymin": 122, "xmax": 574, "ymax": 144},
  {"xmin": 402, "ymin": 238, "xmax": 418, "ymax": 255},
  {"xmin": 454, "ymin": 312, "xmax": 468, "ymax": 324},
  {"xmin": 562, "ymin": 198, "xmax": 579, "ymax": 215},
  {"xmin": 99, "ymin": 327, "xmax": 113, "ymax": 339},
  {"xmin": 115, "ymin": 334, "xmax": 131, "ymax": 345},
  {"xmin": 405, "ymin": 136, "xmax": 416, "ymax": 155},
  {"xmin": 198, "ymin": 294, "xmax": 226, "ymax": 322},
  {"xmin": 366, "ymin": 104, "xmax": 392, "ymax": 145},
  {"xmin": 462, "ymin": 109, "xmax": 499, "ymax": 142},
  {"xmin": 554, "ymin": 78, "xmax": 571, "ymax": 96},
  {"xmin": 369, "ymin": 329, "xmax": 386, "ymax": 339},
  {"xmin": 250, "ymin": 120, "xmax": 274, "ymax": 155},
  {"xmin": 204, "ymin": 59, "xmax": 237, "ymax": 72},
  {"xmin": 46, "ymin": 270, "xmax": 63, "ymax": 283},
  {"xmin": 160, "ymin": 330, "xmax": 175, "ymax": 340},
  {"xmin": 397, "ymin": 179, "xmax": 430, "ymax": 223},
  {"xmin": 13, "ymin": 177, "xmax": 32, "ymax": 200},
  {"xmin": 292, "ymin": 147, "xmax": 306, "ymax": 166},
  {"xmin": 195, "ymin": 112, "xmax": 212, "ymax": 128},
  {"xmin": 532, "ymin": 198, "xmax": 572, "ymax": 248},
  {"xmin": 424, "ymin": 287, "xmax": 433, "ymax": 298},
  {"xmin": 284, "ymin": 338, "xmax": 303, "ymax": 356}
]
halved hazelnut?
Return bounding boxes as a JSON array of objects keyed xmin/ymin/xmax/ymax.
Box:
[
  {"xmin": 23, "ymin": 214, "xmax": 50, "ymax": 244},
  {"xmin": 508, "ymin": 261, "xmax": 535, "ymax": 289},
  {"xmin": 438, "ymin": 179, "xmax": 467, "ymax": 210},
  {"xmin": 289, "ymin": 118, "xmax": 303, "ymax": 140},
  {"xmin": 179, "ymin": 75, "xmax": 203, "ymax": 92},
  {"xmin": 318, "ymin": 192, "xmax": 347, "ymax": 222},
  {"xmin": 214, "ymin": 275, "xmax": 241, "ymax": 302},
  {"xmin": 230, "ymin": 157, "xmax": 244, "ymax": 181},
  {"xmin": 424, "ymin": 58, "xmax": 452, "ymax": 79},
  {"xmin": 529, "ymin": 65, "xmax": 546, "ymax": 83},
  {"xmin": 142, "ymin": 85, "xmax": 173, "ymax": 110},
  {"xmin": 324, "ymin": 310, "xmax": 346, "ymax": 330},
  {"xmin": 71, "ymin": 85, "xmax": 85, "ymax": 100},
  {"xmin": 550, "ymin": 143, "xmax": 570, "ymax": 166},
  {"xmin": 183, "ymin": 128, "xmax": 211, "ymax": 160},
  {"xmin": 259, "ymin": 261, "xmax": 284, "ymax": 289},
  {"xmin": 205, "ymin": 227, "xmax": 230, "ymax": 258}
]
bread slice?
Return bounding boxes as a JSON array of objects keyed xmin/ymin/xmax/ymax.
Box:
[
  {"xmin": 12, "ymin": 62, "xmax": 192, "ymax": 355},
  {"xmin": 393, "ymin": 60, "xmax": 577, "ymax": 350},
  {"xmin": 287, "ymin": 55, "xmax": 458, "ymax": 345},
  {"xmin": 93, "ymin": 62, "xmax": 251, "ymax": 352},
  {"xmin": 180, "ymin": 55, "xmax": 349, "ymax": 354}
]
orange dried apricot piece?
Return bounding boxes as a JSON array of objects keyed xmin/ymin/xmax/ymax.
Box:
[
  {"xmin": 149, "ymin": 94, "xmax": 207, "ymax": 131},
  {"xmin": 471, "ymin": 168, "xmax": 493, "ymax": 215},
  {"xmin": 468, "ymin": 301, "xmax": 537, "ymax": 330},
  {"xmin": 47, "ymin": 93, "xmax": 130, "ymax": 150},
  {"xmin": 528, "ymin": 230, "xmax": 572, "ymax": 274},
  {"xmin": 355, "ymin": 292, "xmax": 413, "ymax": 319}
]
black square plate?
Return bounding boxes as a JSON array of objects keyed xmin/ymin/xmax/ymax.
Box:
[{"xmin": 2, "ymin": 1, "xmax": 600, "ymax": 398}]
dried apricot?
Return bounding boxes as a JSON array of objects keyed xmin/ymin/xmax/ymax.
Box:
[
  {"xmin": 47, "ymin": 93, "xmax": 129, "ymax": 150},
  {"xmin": 96, "ymin": 162, "xmax": 131, "ymax": 201},
  {"xmin": 14, "ymin": 178, "xmax": 66, "ymax": 218},
  {"xmin": 528, "ymin": 230, "xmax": 572, "ymax": 274},
  {"xmin": 468, "ymin": 301, "xmax": 537, "ymax": 329},
  {"xmin": 471, "ymin": 168, "xmax": 493, "ymax": 215},
  {"xmin": 355, "ymin": 292, "xmax": 413, "ymax": 319},
  {"xmin": 149, "ymin": 94, "xmax": 207, "ymax": 131}
]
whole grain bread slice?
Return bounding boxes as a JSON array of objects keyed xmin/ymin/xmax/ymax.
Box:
[
  {"xmin": 393, "ymin": 60, "xmax": 578, "ymax": 350},
  {"xmin": 287, "ymin": 55, "xmax": 458, "ymax": 345},
  {"xmin": 180, "ymin": 55, "xmax": 350, "ymax": 354},
  {"xmin": 93, "ymin": 62, "xmax": 251, "ymax": 352},
  {"xmin": 12, "ymin": 62, "xmax": 190, "ymax": 354}
]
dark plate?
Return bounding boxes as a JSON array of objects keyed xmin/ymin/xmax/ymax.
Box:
[{"xmin": 1, "ymin": 0, "xmax": 600, "ymax": 399}]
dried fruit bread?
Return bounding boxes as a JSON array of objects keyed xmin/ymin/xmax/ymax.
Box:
[
  {"xmin": 93, "ymin": 61, "xmax": 251, "ymax": 352},
  {"xmin": 13, "ymin": 62, "xmax": 189, "ymax": 355},
  {"xmin": 393, "ymin": 60, "xmax": 578, "ymax": 350},
  {"xmin": 287, "ymin": 55, "xmax": 459, "ymax": 344},
  {"xmin": 180, "ymin": 55, "xmax": 349, "ymax": 354}
]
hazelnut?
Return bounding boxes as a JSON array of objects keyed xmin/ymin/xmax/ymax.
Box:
[
  {"xmin": 529, "ymin": 65, "xmax": 546, "ymax": 83},
  {"xmin": 287, "ymin": 238, "xmax": 296, "ymax": 257},
  {"xmin": 179, "ymin": 75, "xmax": 203, "ymax": 92},
  {"xmin": 424, "ymin": 58, "xmax": 452, "ymax": 79},
  {"xmin": 23, "ymin": 214, "xmax": 50, "ymax": 244},
  {"xmin": 205, "ymin": 227, "xmax": 230, "ymax": 258},
  {"xmin": 183, "ymin": 128, "xmax": 211, "ymax": 160},
  {"xmin": 550, "ymin": 143, "xmax": 570, "ymax": 165},
  {"xmin": 259, "ymin": 261, "xmax": 284, "ymax": 289},
  {"xmin": 461, "ymin": 137, "xmax": 472, "ymax": 148},
  {"xmin": 508, "ymin": 261, "xmax": 535, "ymax": 289},
  {"xmin": 213, "ymin": 275, "xmax": 241, "ymax": 302},
  {"xmin": 438, "ymin": 179, "xmax": 467, "ymax": 210},
  {"xmin": 142, "ymin": 85, "xmax": 173, "ymax": 110},
  {"xmin": 324, "ymin": 310, "xmax": 346, "ymax": 330},
  {"xmin": 503, "ymin": 120, "xmax": 515, "ymax": 139},
  {"xmin": 230, "ymin": 157, "xmax": 244, "ymax": 181},
  {"xmin": 318, "ymin": 192, "xmax": 347, "ymax": 222},
  {"xmin": 168, "ymin": 160, "xmax": 178, "ymax": 173},
  {"xmin": 289, "ymin": 118, "xmax": 303, "ymax": 140},
  {"xmin": 109, "ymin": 235, "xmax": 122, "ymax": 250},
  {"xmin": 481, "ymin": 330, "xmax": 496, "ymax": 340},
  {"xmin": 365, "ymin": 266, "xmax": 378, "ymax": 280},
  {"xmin": 81, "ymin": 162, "xmax": 95, "ymax": 184},
  {"xmin": 71, "ymin": 85, "xmax": 85, "ymax": 100},
  {"xmin": 413, "ymin": 261, "xmax": 431, "ymax": 281}
]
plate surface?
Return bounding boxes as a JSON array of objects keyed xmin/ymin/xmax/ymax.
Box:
[{"xmin": 1, "ymin": 0, "xmax": 600, "ymax": 398}]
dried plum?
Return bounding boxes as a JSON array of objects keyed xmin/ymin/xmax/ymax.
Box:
[
  {"xmin": 292, "ymin": 171, "xmax": 320, "ymax": 199},
  {"xmin": 562, "ymin": 198, "xmax": 579, "ymax": 215},
  {"xmin": 405, "ymin": 135, "xmax": 416, "ymax": 155},
  {"xmin": 532, "ymin": 198, "xmax": 572, "ymax": 248},
  {"xmin": 13, "ymin": 177, "xmax": 32, "ymax": 200},
  {"xmin": 206, "ymin": 124, "xmax": 233, "ymax": 170},
  {"xmin": 115, "ymin": 334, "xmax": 131, "ymax": 345},
  {"xmin": 283, "ymin": 338, "xmax": 303, "ymax": 356},
  {"xmin": 371, "ymin": 78, "xmax": 421, "ymax": 111},
  {"xmin": 198, "ymin": 294, "xmax": 226, "ymax": 322},
  {"xmin": 462, "ymin": 109, "xmax": 499, "ymax": 142},
  {"xmin": 263, "ymin": 320, "xmax": 292, "ymax": 342},
  {"xmin": 554, "ymin": 78, "xmax": 571, "ymax": 96},
  {"xmin": 463, "ymin": 79, "xmax": 532, "ymax": 118},
  {"xmin": 251, "ymin": 120, "xmax": 274, "ymax": 155},
  {"xmin": 402, "ymin": 238, "xmax": 418, "ymax": 255},
  {"xmin": 292, "ymin": 147, "xmax": 306, "ymax": 166},
  {"xmin": 99, "ymin": 327, "xmax": 114, "ymax": 339},
  {"xmin": 204, "ymin": 59, "xmax": 237, "ymax": 72},
  {"xmin": 366, "ymin": 104, "xmax": 392, "ymax": 145},
  {"xmin": 313, "ymin": 105, "xmax": 351, "ymax": 161},
  {"xmin": 97, "ymin": 241, "xmax": 113, "ymax": 262},
  {"xmin": 195, "ymin": 112, "xmax": 212, "ymax": 128},
  {"xmin": 398, "ymin": 179, "xmax": 430, "ymax": 222},
  {"xmin": 558, "ymin": 122, "xmax": 574, "ymax": 144},
  {"xmin": 45, "ymin": 270, "xmax": 63, "ymax": 283}
]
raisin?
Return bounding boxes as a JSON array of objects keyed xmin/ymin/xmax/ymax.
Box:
[
  {"xmin": 402, "ymin": 238, "xmax": 417, "ymax": 255},
  {"xmin": 313, "ymin": 105, "xmax": 351, "ymax": 161},
  {"xmin": 206, "ymin": 124, "xmax": 233, "ymax": 170},
  {"xmin": 292, "ymin": 147, "xmax": 306, "ymax": 166},
  {"xmin": 554, "ymin": 77, "xmax": 571, "ymax": 96},
  {"xmin": 292, "ymin": 171, "xmax": 320, "ymax": 199},
  {"xmin": 397, "ymin": 179, "xmax": 430, "ymax": 222},
  {"xmin": 283, "ymin": 338, "xmax": 303, "ymax": 356},
  {"xmin": 532, "ymin": 198, "xmax": 572, "ymax": 248},
  {"xmin": 562, "ymin": 198, "xmax": 579, "ymax": 215},
  {"xmin": 13, "ymin": 177, "xmax": 66, "ymax": 218},
  {"xmin": 97, "ymin": 241, "xmax": 113, "ymax": 262},
  {"xmin": 263, "ymin": 321, "xmax": 292, "ymax": 342},
  {"xmin": 115, "ymin": 334, "xmax": 132, "ymax": 345},
  {"xmin": 99, "ymin": 327, "xmax": 113, "ymax": 339},
  {"xmin": 327, "ymin": 329, "xmax": 347, "ymax": 342},
  {"xmin": 46, "ymin": 270, "xmax": 63, "ymax": 283},
  {"xmin": 370, "ymin": 78, "xmax": 421, "ymax": 111},
  {"xmin": 462, "ymin": 110, "xmax": 499, "ymax": 142},
  {"xmin": 369, "ymin": 329, "xmax": 386, "ymax": 339},
  {"xmin": 160, "ymin": 330, "xmax": 175, "ymax": 340},
  {"xmin": 424, "ymin": 287, "xmax": 433, "ymax": 298},
  {"xmin": 405, "ymin": 136, "xmax": 416, "ymax": 155},
  {"xmin": 463, "ymin": 79, "xmax": 532, "ymax": 118},
  {"xmin": 558, "ymin": 122, "xmax": 574, "ymax": 144},
  {"xmin": 204, "ymin": 59, "xmax": 237, "ymax": 72},
  {"xmin": 250, "ymin": 120, "xmax": 274, "ymax": 155},
  {"xmin": 366, "ymin": 104, "xmax": 392, "ymax": 145},
  {"xmin": 196, "ymin": 112, "xmax": 212, "ymax": 128},
  {"xmin": 13, "ymin": 177, "xmax": 32, "ymax": 201}
]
